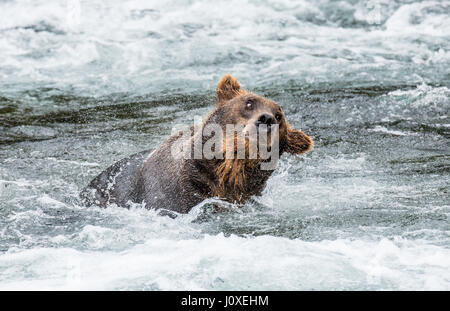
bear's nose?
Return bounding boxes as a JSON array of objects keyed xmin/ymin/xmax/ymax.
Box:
[{"xmin": 255, "ymin": 113, "xmax": 275, "ymax": 127}]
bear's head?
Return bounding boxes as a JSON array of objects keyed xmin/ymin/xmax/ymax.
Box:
[
  {"xmin": 198, "ymin": 74, "xmax": 314, "ymax": 201},
  {"xmin": 212, "ymin": 74, "xmax": 313, "ymax": 157}
]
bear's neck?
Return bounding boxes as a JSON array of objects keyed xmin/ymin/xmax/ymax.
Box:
[{"xmin": 182, "ymin": 157, "xmax": 274, "ymax": 204}]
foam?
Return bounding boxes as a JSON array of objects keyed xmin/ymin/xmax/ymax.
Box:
[
  {"xmin": 388, "ymin": 83, "xmax": 450, "ymax": 107},
  {"xmin": 368, "ymin": 126, "xmax": 409, "ymax": 136},
  {"xmin": 0, "ymin": 0, "xmax": 449, "ymax": 95},
  {"xmin": 0, "ymin": 234, "xmax": 448, "ymax": 290}
]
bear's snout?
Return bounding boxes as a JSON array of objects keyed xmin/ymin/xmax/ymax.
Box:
[{"xmin": 255, "ymin": 113, "xmax": 276, "ymax": 128}]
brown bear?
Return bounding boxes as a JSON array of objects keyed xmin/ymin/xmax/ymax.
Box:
[{"xmin": 80, "ymin": 75, "xmax": 313, "ymax": 213}]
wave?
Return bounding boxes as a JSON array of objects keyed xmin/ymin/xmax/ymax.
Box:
[
  {"xmin": 0, "ymin": 0, "xmax": 449, "ymax": 95},
  {"xmin": 1, "ymin": 232, "xmax": 449, "ymax": 290}
]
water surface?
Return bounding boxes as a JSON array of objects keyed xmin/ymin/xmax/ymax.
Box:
[{"xmin": 0, "ymin": 0, "xmax": 449, "ymax": 290}]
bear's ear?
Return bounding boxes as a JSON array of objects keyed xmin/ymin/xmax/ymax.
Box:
[
  {"xmin": 216, "ymin": 74, "xmax": 246, "ymax": 103},
  {"xmin": 284, "ymin": 126, "xmax": 314, "ymax": 155}
]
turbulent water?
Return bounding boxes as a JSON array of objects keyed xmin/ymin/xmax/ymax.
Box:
[{"xmin": 0, "ymin": 0, "xmax": 449, "ymax": 290}]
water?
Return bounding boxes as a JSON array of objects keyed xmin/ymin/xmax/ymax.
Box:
[{"xmin": 0, "ymin": 0, "xmax": 449, "ymax": 290}]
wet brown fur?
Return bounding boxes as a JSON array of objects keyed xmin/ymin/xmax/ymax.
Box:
[
  {"xmin": 213, "ymin": 137, "xmax": 261, "ymax": 202},
  {"xmin": 216, "ymin": 74, "xmax": 248, "ymax": 102}
]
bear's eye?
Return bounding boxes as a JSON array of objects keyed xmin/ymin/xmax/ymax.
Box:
[
  {"xmin": 245, "ymin": 100, "xmax": 254, "ymax": 110},
  {"xmin": 275, "ymin": 113, "xmax": 282, "ymax": 121}
]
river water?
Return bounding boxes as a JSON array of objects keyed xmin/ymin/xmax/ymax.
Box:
[{"xmin": 0, "ymin": 0, "xmax": 449, "ymax": 290}]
